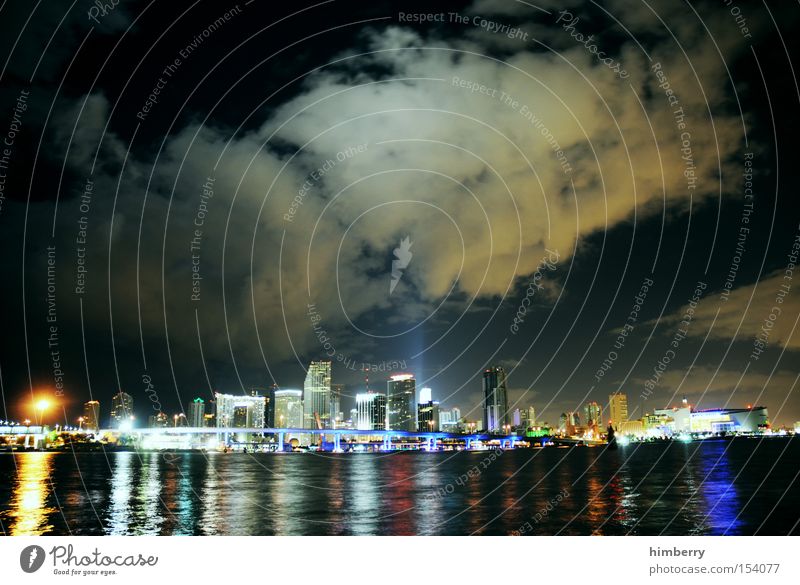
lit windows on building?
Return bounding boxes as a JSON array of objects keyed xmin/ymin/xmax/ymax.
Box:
[
  {"xmin": 214, "ymin": 392, "xmax": 266, "ymax": 428},
  {"xmin": 356, "ymin": 392, "xmax": 386, "ymax": 431},
  {"xmin": 482, "ymin": 367, "xmax": 509, "ymax": 433},
  {"xmin": 387, "ymin": 374, "xmax": 416, "ymax": 431},
  {"xmin": 303, "ymin": 360, "xmax": 332, "ymax": 429}
]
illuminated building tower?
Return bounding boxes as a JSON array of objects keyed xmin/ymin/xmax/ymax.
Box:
[
  {"xmin": 82, "ymin": 400, "xmax": 100, "ymax": 431},
  {"xmin": 419, "ymin": 387, "xmax": 432, "ymax": 404},
  {"xmin": 110, "ymin": 391, "xmax": 133, "ymax": 427},
  {"xmin": 584, "ymin": 401, "xmax": 602, "ymax": 429},
  {"xmin": 331, "ymin": 384, "xmax": 343, "ymax": 428},
  {"xmin": 512, "ymin": 406, "xmax": 536, "ymax": 429},
  {"xmin": 274, "ymin": 389, "xmax": 303, "ymax": 428},
  {"xmin": 608, "ymin": 393, "xmax": 629, "ymax": 430},
  {"xmin": 303, "ymin": 360, "xmax": 332, "ymax": 429},
  {"xmin": 148, "ymin": 412, "xmax": 168, "ymax": 428},
  {"xmin": 356, "ymin": 392, "xmax": 386, "ymax": 431},
  {"xmin": 264, "ymin": 385, "xmax": 277, "ymax": 428},
  {"xmin": 215, "ymin": 392, "xmax": 266, "ymax": 428},
  {"xmin": 482, "ymin": 366, "xmax": 509, "ymax": 433},
  {"xmin": 559, "ymin": 412, "xmax": 568, "ymax": 431},
  {"xmin": 387, "ymin": 374, "xmax": 416, "ymax": 431},
  {"xmin": 188, "ymin": 398, "xmax": 205, "ymax": 427},
  {"xmin": 417, "ymin": 400, "xmax": 440, "ymax": 432}
]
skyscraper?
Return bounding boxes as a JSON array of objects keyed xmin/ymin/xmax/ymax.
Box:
[
  {"xmin": 356, "ymin": 392, "xmax": 386, "ymax": 431},
  {"xmin": 265, "ymin": 385, "xmax": 277, "ymax": 428},
  {"xmin": 304, "ymin": 360, "xmax": 332, "ymax": 429},
  {"xmin": 82, "ymin": 400, "xmax": 99, "ymax": 431},
  {"xmin": 215, "ymin": 392, "xmax": 266, "ymax": 428},
  {"xmin": 609, "ymin": 393, "xmax": 629, "ymax": 430},
  {"xmin": 387, "ymin": 374, "xmax": 416, "ymax": 431},
  {"xmin": 417, "ymin": 400, "xmax": 440, "ymax": 432},
  {"xmin": 331, "ymin": 383, "xmax": 343, "ymax": 428},
  {"xmin": 274, "ymin": 389, "xmax": 304, "ymax": 428},
  {"xmin": 110, "ymin": 391, "xmax": 133, "ymax": 427},
  {"xmin": 584, "ymin": 401, "xmax": 602, "ymax": 428},
  {"xmin": 188, "ymin": 398, "xmax": 205, "ymax": 427},
  {"xmin": 482, "ymin": 367, "xmax": 509, "ymax": 433},
  {"xmin": 419, "ymin": 387, "xmax": 432, "ymax": 404},
  {"xmin": 148, "ymin": 412, "xmax": 168, "ymax": 428}
]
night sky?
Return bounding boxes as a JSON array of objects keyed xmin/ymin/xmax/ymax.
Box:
[{"xmin": 1, "ymin": 0, "xmax": 799, "ymax": 428}]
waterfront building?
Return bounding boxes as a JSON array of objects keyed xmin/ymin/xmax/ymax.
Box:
[
  {"xmin": 583, "ymin": 401, "xmax": 602, "ymax": 429},
  {"xmin": 419, "ymin": 387, "xmax": 432, "ymax": 404},
  {"xmin": 513, "ymin": 406, "xmax": 536, "ymax": 429},
  {"xmin": 148, "ymin": 412, "xmax": 168, "ymax": 428},
  {"xmin": 265, "ymin": 385, "xmax": 277, "ymax": 428},
  {"xmin": 82, "ymin": 400, "xmax": 100, "ymax": 431},
  {"xmin": 439, "ymin": 408, "xmax": 459, "ymax": 431},
  {"xmin": 188, "ymin": 398, "xmax": 205, "ymax": 427},
  {"xmin": 618, "ymin": 419, "xmax": 644, "ymax": 436},
  {"xmin": 689, "ymin": 406, "xmax": 768, "ymax": 433},
  {"xmin": 654, "ymin": 406, "xmax": 691, "ymax": 433},
  {"xmin": 203, "ymin": 413, "xmax": 215, "ymax": 427},
  {"xmin": 110, "ymin": 391, "xmax": 134, "ymax": 427},
  {"xmin": 417, "ymin": 400, "xmax": 440, "ymax": 432},
  {"xmin": 303, "ymin": 360, "xmax": 332, "ymax": 429},
  {"xmin": 482, "ymin": 366, "xmax": 509, "ymax": 433},
  {"xmin": 215, "ymin": 392, "xmax": 266, "ymax": 428},
  {"xmin": 274, "ymin": 389, "xmax": 303, "ymax": 428},
  {"xmin": 331, "ymin": 383, "xmax": 343, "ymax": 428},
  {"xmin": 356, "ymin": 392, "xmax": 386, "ymax": 431},
  {"xmin": 387, "ymin": 374, "xmax": 416, "ymax": 431},
  {"xmin": 608, "ymin": 393, "xmax": 628, "ymax": 430}
]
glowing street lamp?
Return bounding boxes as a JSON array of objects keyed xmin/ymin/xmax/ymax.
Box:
[{"xmin": 35, "ymin": 399, "xmax": 50, "ymax": 426}]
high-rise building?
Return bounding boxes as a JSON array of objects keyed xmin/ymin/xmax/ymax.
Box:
[
  {"xmin": 584, "ymin": 401, "xmax": 602, "ymax": 428},
  {"xmin": 82, "ymin": 400, "xmax": 100, "ymax": 431},
  {"xmin": 303, "ymin": 360, "xmax": 332, "ymax": 429},
  {"xmin": 110, "ymin": 391, "xmax": 134, "ymax": 427},
  {"xmin": 331, "ymin": 383, "xmax": 343, "ymax": 428},
  {"xmin": 387, "ymin": 374, "xmax": 416, "ymax": 431},
  {"xmin": 609, "ymin": 393, "xmax": 629, "ymax": 430},
  {"xmin": 265, "ymin": 385, "xmax": 277, "ymax": 428},
  {"xmin": 482, "ymin": 367, "xmax": 509, "ymax": 433},
  {"xmin": 512, "ymin": 406, "xmax": 536, "ymax": 429},
  {"xmin": 148, "ymin": 412, "xmax": 168, "ymax": 428},
  {"xmin": 188, "ymin": 398, "xmax": 205, "ymax": 427},
  {"xmin": 215, "ymin": 392, "xmax": 266, "ymax": 428},
  {"xmin": 417, "ymin": 400, "xmax": 440, "ymax": 432},
  {"xmin": 356, "ymin": 392, "xmax": 386, "ymax": 431},
  {"xmin": 274, "ymin": 389, "xmax": 303, "ymax": 428},
  {"xmin": 419, "ymin": 387, "xmax": 432, "ymax": 404}
]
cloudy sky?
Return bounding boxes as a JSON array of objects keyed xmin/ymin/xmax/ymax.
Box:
[{"xmin": 1, "ymin": 0, "xmax": 799, "ymax": 427}]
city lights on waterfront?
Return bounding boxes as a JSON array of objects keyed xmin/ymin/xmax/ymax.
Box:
[{"xmin": 0, "ymin": 360, "xmax": 784, "ymax": 454}]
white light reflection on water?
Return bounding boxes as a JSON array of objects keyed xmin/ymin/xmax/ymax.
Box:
[
  {"xmin": 106, "ymin": 451, "xmax": 134, "ymax": 534},
  {"xmin": 346, "ymin": 455, "xmax": 380, "ymax": 535},
  {"xmin": 136, "ymin": 453, "xmax": 163, "ymax": 534}
]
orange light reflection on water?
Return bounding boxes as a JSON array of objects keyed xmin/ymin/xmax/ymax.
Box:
[{"xmin": 7, "ymin": 452, "xmax": 57, "ymax": 535}]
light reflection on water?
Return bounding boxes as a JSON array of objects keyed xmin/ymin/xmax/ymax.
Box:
[
  {"xmin": 4, "ymin": 452, "xmax": 58, "ymax": 535},
  {"xmin": 106, "ymin": 451, "xmax": 134, "ymax": 534},
  {"xmin": 0, "ymin": 440, "xmax": 796, "ymax": 535}
]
